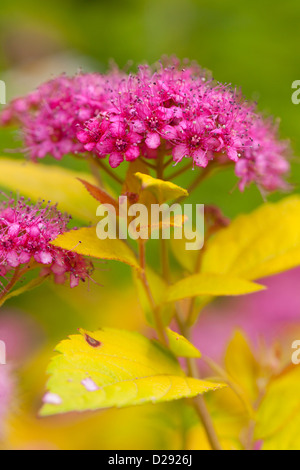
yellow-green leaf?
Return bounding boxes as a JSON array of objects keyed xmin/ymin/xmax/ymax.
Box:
[
  {"xmin": 122, "ymin": 160, "xmax": 149, "ymax": 197},
  {"xmin": 167, "ymin": 328, "xmax": 201, "ymax": 358},
  {"xmin": 201, "ymin": 196, "xmax": 300, "ymax": 281},
  {"xmin": 164, "ymin": 273, "xmax": 265, "ymax": 303},
  {"xmin": 255, "ymin": 365, "xmax": 300, "ymax": 443},
  {"xmin": 122, "ymin": 161, "xmax": 157, "ymax": 213},
  {"xmin": 0, "ymin": 158, "xmax": 99, "ymax": 223},
  {"xmin": 52, "ymin": 227, "xmax": 141, "ymax": 271},
  {"xmin": 138, "ymin": 214, "xmax": 187, "ymax": 240},
  {"xmin": 40, "ymin": 328, "xmax": 224, "ymax": 416},
  {"xmin": 170, "ymin": 236, "xmax": 199, "ymax": 273},
  {"xmin": 257, "ymin": 411, "xmax": 300, "ymax": 451},
  {"xmin": 135, "ymin": 172, "xmax": 188, "ymax": 203},
  {"xmin": 225, "ymin": 331, "xmax": 259, "ymax": 403}
]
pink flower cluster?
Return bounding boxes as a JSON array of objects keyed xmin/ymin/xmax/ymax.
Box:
[
  {"xmin": 0, "ymin": 196, "xmax": 93, "ymax": 289},
  {"xmin": 235, "ymin": 119, "xmax": 290, "ymax": 191},
  {"xmin": 77, "ymin": 65, "xmax": 257, "ymax": 169},
  {"xmin": 0, "ymin": 72, "xmax": 124, "ymax": 161},
  {"xmin": 1, "ymin": 59, "xmax": 290, "ymax": 191}
]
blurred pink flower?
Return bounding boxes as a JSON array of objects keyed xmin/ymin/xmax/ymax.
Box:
[
  {"xmin": 0, "ymin": 311, "xmax": 43, "ymax": 362},
  {"xmin": 0, "ymin": 365, "xmax": 14, "ymax": 437},
  {"xmin": 235, "ymin": 119, "xmax": 290, "ymax": 191},
  {"xmin": 193, "ymin": 267, "xmax": 300, "ymax": 361}
]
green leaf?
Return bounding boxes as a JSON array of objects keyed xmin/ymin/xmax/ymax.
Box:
[
  {"xmin": 40, "ymin": 328, "xmax": 225, "ymax": 416},
  {"xmin": 51, "ymin": 227, "xmax": 141, "ymax": 271},
  {"xmin": 0, "ymin": 158, "xmax": 99, "ymax": 223},
  {"xmin": 135, "ymin": 172, "xmax": 189, "ymax": 203},
  {"xmin": 164, "ymin": 273, "xmax": 265, "ymax": 303},
  {"xmin": 166, "ymin": 328, "xmax": 201, "ymax": 358},
  {"xmin": 201, "ymin": 196, "xmax": 300, "ymax": 281}
]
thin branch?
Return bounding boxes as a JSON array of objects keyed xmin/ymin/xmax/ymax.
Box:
[
  {"xmin": 163, "ymin": 157, "xmax": 174, "ymax": 170},
  {"xmin": 168, "ymin": 161, "xmax": 193, "ymax": 180},
  {"xmin": 93, "ymin": 158, "xmax": 123, "ymax": 185},
  {"xmin": 192, "ymin": 394, "xmax": 223, "ymax": 451},
  {"xmin": 186, "ymin": 249, "xmax": 204, "ymax": 324},
  {"xmin": 173, "ymin": 167, "xmax": 212, "ymax": 205},
  {"xmin": 175, "ymin": 312, "xmax": 223, "ymax": 451},
  {"xmin": 88, "ymin": 158, "xmax": 103, "ymax": 187},
  {"xmin": 187, "ymin": 167, "xmax": 212, "ymax": 193},
  {"xmin": 0, "ymin": 267, "xmax": 21, "ymax": 301},
  {"xmin": 141, "ymin": 158, "xmax": 157, "ymax": 171},
  {"xmin": 157, "ymin": 154, "xmax": 165, "ymax": 180},
  {"xmin": 161, "ymin": 238, "xmax": 170, "ymax": 284},
  {"xmin": 138, "ymin": 242, "xmax": 168, "ymax": 346},
  {"xmin": 187, "ymin": 349, "xmax": 223, "ymax": 450},
  {"xmin": 203, "ymin": 356, "xmax": 255, "ymax": 418}
]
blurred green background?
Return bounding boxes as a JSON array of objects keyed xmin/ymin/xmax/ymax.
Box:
[{"xmin": 0, "ymin": 0, "xmax": 300, "ymax": 449}]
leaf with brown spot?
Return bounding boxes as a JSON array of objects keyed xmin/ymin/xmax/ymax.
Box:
[{"xmin": 40, "ymin": 328, "xmax": 225, "ymax": 416}]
